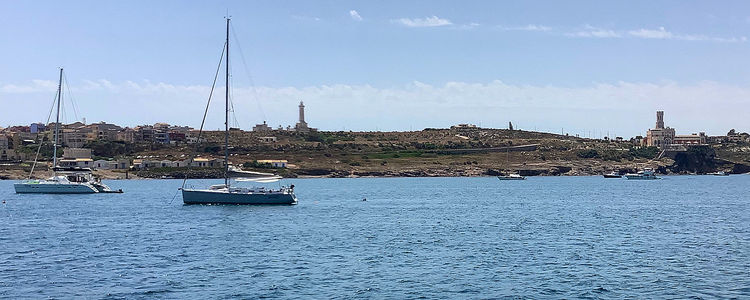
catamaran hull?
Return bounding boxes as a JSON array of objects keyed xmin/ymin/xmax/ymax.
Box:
[
  {"xmin": 14, "ymin": 183, "xmax": 99, "ymax": 194},
  {"xmin": 182, "ymin": 189, "xmax": 297, "ymax": 205}
]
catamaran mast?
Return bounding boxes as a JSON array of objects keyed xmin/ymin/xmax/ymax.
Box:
[
  {"xmin": 53, "ymin": 68, "xmax": 63, "ymax": 168},
  {"xmin": 224, "ymin": 18, "xmax": 230, "ymax": 187}
]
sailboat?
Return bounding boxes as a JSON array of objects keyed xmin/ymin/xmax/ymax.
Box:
[
  {"xmin": 14, "ymin": 68, "xmax": 120, "ymax": 194},
  {"xmin": 180, "ymin": 18, "xmax": 297, "ymax": 205},
  {"xmin": 497, "ymin": 127, "xmax": 526, "ymax": 180}
]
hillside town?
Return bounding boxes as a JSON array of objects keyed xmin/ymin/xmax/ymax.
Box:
[{"xmin": 1, "ymin": 106, "xmax": 749, "ymax": 178}]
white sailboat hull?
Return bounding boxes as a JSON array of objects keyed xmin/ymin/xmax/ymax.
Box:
[
  {"xmin": 14, "ymin": 181, "xmax": 98, "ymax": 194},
  {"xmin": 182, "ymin": 188, "xmax": 297, "ymax": 205}
]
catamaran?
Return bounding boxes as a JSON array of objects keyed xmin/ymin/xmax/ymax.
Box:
[
  {"xmin": 14, "ymin": 68, "xmax": 120, "ymax": 194},
  {"xmin": 180, "ymin": 18, "xmax": 297, "ymax": 205}
]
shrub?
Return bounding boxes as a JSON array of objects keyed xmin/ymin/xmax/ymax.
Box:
[{"xmin": 576, "ymin": 149, "xmax": 600, "ymax": 158}]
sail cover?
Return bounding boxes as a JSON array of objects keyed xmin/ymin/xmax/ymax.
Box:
[
  {"xmin": 235, "ymin": 176, "xmax": 282, "ymax": 183},
  {"xmin": 227, "ymin": 165, "xmax": 275, "ymax": 178}
]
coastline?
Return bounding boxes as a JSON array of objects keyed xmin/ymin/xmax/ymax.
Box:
[{"xmin": 2, "ymin": 168, "xmax": 747, "ymax": 181}]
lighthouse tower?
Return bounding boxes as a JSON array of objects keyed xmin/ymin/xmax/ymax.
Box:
[{"xmin": 295, "ymin": 101, "xmax": 310, "ymax": 132}]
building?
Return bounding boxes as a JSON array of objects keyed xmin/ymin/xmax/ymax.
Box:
[
  {"xmin": 86, "ymin": 122, "xmax": 123, "ymax": 141},
  {"xmin": 93, "ymin": 159, "xmax": 130, "ymax": 170},
  {"xmin": 646, "ymin": 111, "xmax": 675, "ymax": 148},
  {"xmin": 115, "ymin": 128, "xmax": 135, "ymax": 143},
  {"xmin": 256, "ymin": 159, "xmax": 288, "ymax": 168},
  {"xmin": 134, "ymin": 125, "xmax": 155, "ymax": 142},
  {"xmin": 0, "ymin": 149, "xmax": 25, "ymax": 161},
  {"xmin": 450, "ymin": 124, "xmax": 479, "ymax": 133},
  {"xmin": 30, "ymin": 123, "xmax": 46, "ymax": 133},
  {"xmin": 0, "ymin": 135, "xmax": 8, "ymax": 149},
  {"xmin": 168, "ymin": 131, "xmax": 186, "ymax": 143},
  {"xmin": 673, "ymin": 133, "xmax": 707, "ymax": 145},
  {"xmin": 191, "ymin": 157, "xmax": 225, "ymax": 168},
  {"xmin": 253, "ymin": 121, "xmax": 272, "ymax": 132},
  {"xmin": 59, "ymin": 157, "xmax": 93, "ymax": 168},
  {"xmin": 131, "ymin": 158, "xmax": 197, "ymax": 169},
  {"xmin": 62, "ymin": 148, "xmax": 92, "ymax": 159},
  {"xmin": 154, "ymin": 131, "xmax": 170, "ymax": 144},
  {"xmin": 61, "ymin": 129, "xmax": 89, "ymax": 148},
  {"xmin": 0, "ymin": 134, "xmax": 22, "ymax": 161},
  {"xmin": 726, "ymin": 129, "xmax": 749, "ymax": 143}
]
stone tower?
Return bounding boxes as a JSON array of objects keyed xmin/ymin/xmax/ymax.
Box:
[
  {"xmin": 298, "ymin": 101, "xmax": 306, "ymax": 124},
  {"xmin": 295, "ymin": 101, "xmax": 310, "ymax": 132},
  {"xmin": 656, "ymin": 111, "xmax": 664, "ymax": 129}
]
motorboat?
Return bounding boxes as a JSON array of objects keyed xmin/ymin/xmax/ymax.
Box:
[
  {"xmin": 603, "ymin": 172, "xmax": 621, "ymax": 178},
  {"xmin": 707, "ymin": 171, "xmax": 729, "ymax": 176},
  {"xmin": 625, "ymin": 168, "xmax": 660, "ymax": 180},
  {"xmin": 497, "ymin": 174, "xmax": 526, "ymax": 180}
]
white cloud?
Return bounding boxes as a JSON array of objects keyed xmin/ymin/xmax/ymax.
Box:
[
  {"xmin": 628, "ymin": 27, "xmax": 747, "ymax": 42},
  {"xmin": 565, "ymin": 25, "xmax": 621, "ymax": 38},
  {"xmin": 393, "ymin": 16, "xmax": 452, "ymax": 27},
  {"xmin": 0, "ymin": 79, "xmax": 57, "ymax": 93},
  {"xmin": 457, "ymin": 22, "xmax": 480, "ymax": 30},
  {"xmin": 628, "ymin": 27, "xmax": 673, "ymax": 39},
  {"xmin": 566, "ymin": 25, "xmax": 746, "ymax": 42},
  {"xmin": 292, "ymin": 15, "xmax": 321, "ymax": 22},
  {"xmin": 349, "ymin": 10, "xmax": 362, "ymax": 21},
  {"xmin": 2, "ymin": 79, "xmax": 749, "ymax": 136},
  {"xmin": 499, "ymin": 24, "xmax": 552, "ymax": 32}
]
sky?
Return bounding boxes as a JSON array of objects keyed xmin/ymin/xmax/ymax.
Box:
[{"xmin": 1, "ymin": 0, "xmax": 750, "ymax": 137}]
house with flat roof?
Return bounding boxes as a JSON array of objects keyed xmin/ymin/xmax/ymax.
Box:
[{"xmin": 257, "ymin": 159, "xmax": 288, "ymax": 168}]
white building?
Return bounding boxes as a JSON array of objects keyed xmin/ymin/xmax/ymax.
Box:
[{"xmin": 257, "ymin": 159, "xmax": 288, "ymax": 168}]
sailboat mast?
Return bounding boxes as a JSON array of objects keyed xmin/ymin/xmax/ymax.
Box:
[
  {"xmin": 224, "ymin": 18, "xmax": 230, "ymax": 187},
  {"xmin": 53, "ymin": 68, "xmax": 63, "ymax": 168}
]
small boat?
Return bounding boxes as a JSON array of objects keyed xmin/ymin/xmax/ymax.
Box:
[
  {"xmin": 14, "ymin": 69, "xmax": 119, "ymax": 194},
  {"xmin": 497, "ymin": 174, "xmax": 526, "ymax": 180},
  {"xmin": 707, "ymin": 171, "xmax": 729, "ymax": 176},
  {"xmin": 625, "ymin": 168, "xmax": 660, "ymax": 180},
  {"xmin": 603, "ymin": 172, "xmax": 621, "ymax": 178}
]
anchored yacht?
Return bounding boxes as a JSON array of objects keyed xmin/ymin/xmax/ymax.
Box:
[
  {"xmin": 180, "ymin": 18, "xmax": 296, "ymax": 205},
  {"xmin": 14, "ymin": 68, "xmax": 120, "ymax": 194}
]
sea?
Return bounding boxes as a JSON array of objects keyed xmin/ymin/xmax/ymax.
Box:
[{"xmin": 1, "ymin": 176, "xmax": 749, "ymax": 299}]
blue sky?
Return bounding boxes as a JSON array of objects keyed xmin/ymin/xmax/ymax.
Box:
[{"xmin": 2, "ymin": 0, "xmax": 750, "ymax": 137}]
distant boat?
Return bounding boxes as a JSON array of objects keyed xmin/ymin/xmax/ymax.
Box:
[
  {"xmin": 180, "ymin": 18, "xmax": 297, "ymax": 205},
  {"xmin": 603, "ymin": 172, "xmax": 621, "ymax": 178},
  {"xmin": 14, "ymin": 69, "xmax": 119, "ymax": 194},
  {"xmin": 707, "ymin": 171, "xmax": 729, "ymax": 176},
  {"xmin": 497, "ymin": 174, "xmax": 526, "ymax": 180},
  {"xmin": 625, "ymin": 168, "xmax": 660, "ymax": 180},
  {"xmin": 497, "ymin": 129, "xmax": 526, "ymax": 181}
]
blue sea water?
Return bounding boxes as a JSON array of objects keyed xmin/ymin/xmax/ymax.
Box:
[{"xmin": 1, "ymin": 176, "xmax": 749, "ymax": 299}]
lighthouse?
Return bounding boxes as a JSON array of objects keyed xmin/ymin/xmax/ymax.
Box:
[
  {"xmin": 295, "ymin": 101, "xmax": 311, "ymax": 132},
  {"xmin": 298, "ymin": 101, "xmax": 306, "ymax": 125}
]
